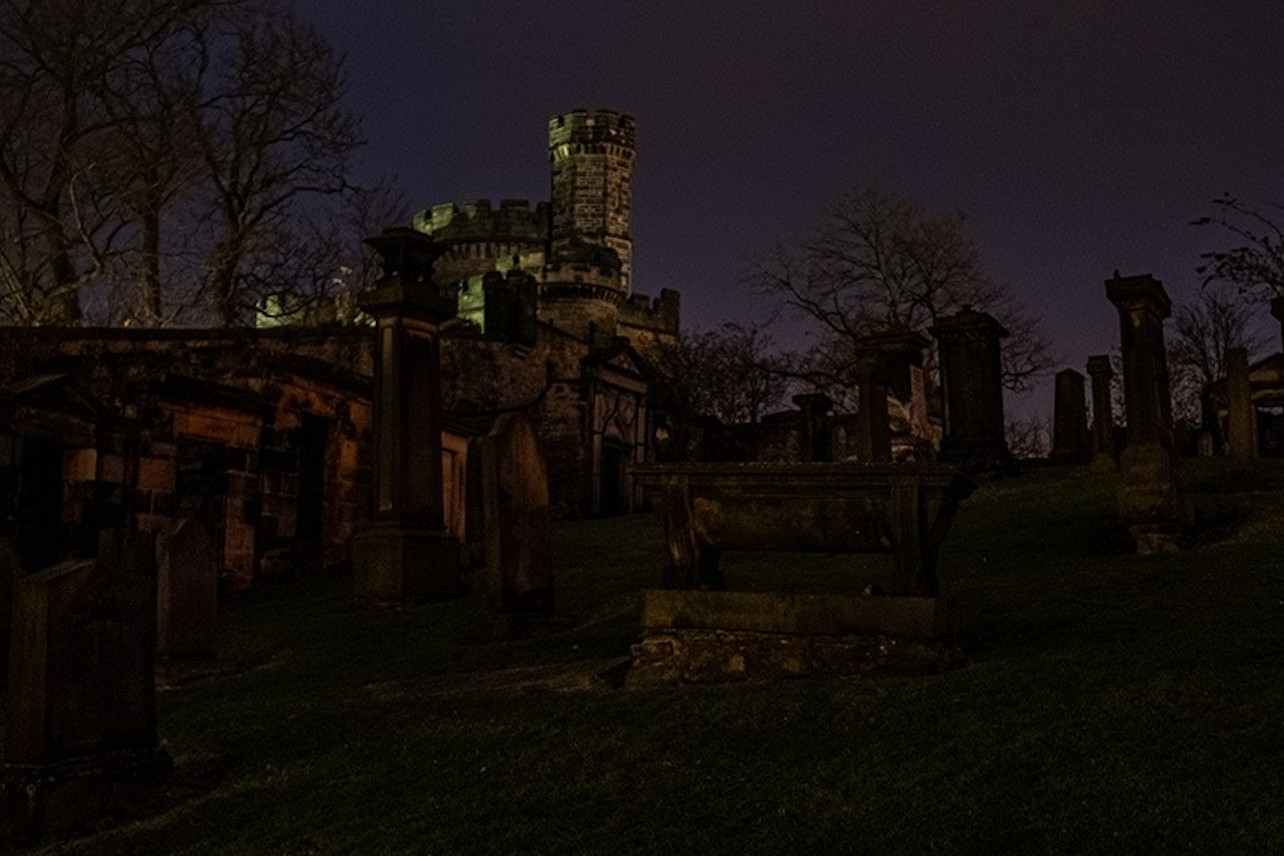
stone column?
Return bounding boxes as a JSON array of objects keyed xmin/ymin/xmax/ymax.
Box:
[
  {"xmin": 792, "ymin": 393, "xmax": 833, "ymax": 463},
  {"xmin": 1105, "ymin": 273, "xmax": 1186, "ymax": 540},
  {"xmin": 849, "ymin": 354, "xmax": 891, "ymax": 463},
  {"xmin": 1085, "ymin": 355, "xmax": 1116, "ymax": 472},
  {"xmin": 930, "ymin": 308, "xmax": 1011, "ymax": 471},
  {"xmin": 1225, "ymin": 346, "xmax": 1257, "ymax": 461},
  {"xmin": 847, "ymin": 330, "xmax": 930, "ymax": 462},
  {"xmin": 1050, "ymin": 369, "xmax": 1090, "ymax": 464},
  {"xmin": 353, "ymin": 229, "xmax": 461, "ymax": 603}
]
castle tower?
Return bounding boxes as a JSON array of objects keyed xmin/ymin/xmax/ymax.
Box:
[{"xmin": 548, "ymin": 109, "xmax": 637, "ymax": 292}]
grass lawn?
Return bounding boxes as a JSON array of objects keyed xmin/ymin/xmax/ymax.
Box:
[{"xmin": 26, "ymin": 461, "xmax": 1284, "ymax": 855}]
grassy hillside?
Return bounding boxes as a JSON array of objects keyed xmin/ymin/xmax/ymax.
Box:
[{"xmin": 28, "ymin": 461, "xmax": 1284, "ymax": 855}]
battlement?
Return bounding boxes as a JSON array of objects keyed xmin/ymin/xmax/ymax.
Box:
[
  {"xmin": 549, "ymin": 109, "xmax": 637, "ymax": 152},
  {"xmin": 618, "ymin": 288, "xmax": 680, "ymax": 335},
  {"xmin": 541, "ymin": 259, "xmax": 623, "ymax": 292},
  {"xmin": 412, "ymin": 198, "xmax": 550, "ymax": 244}
]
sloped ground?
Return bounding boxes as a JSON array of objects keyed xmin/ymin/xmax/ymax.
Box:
[{"xmin": 25, "ymin": 460, "xmax": 1284, "ymax": 855}]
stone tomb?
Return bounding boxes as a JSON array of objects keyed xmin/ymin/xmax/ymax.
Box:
[
  {"xmin": 156, "ymin": 518, "xmax": 218, "ymax": 660},
  {"xmin": 0, "ymin": 529, "xmax": 169, "ymax": 842},
  {"xmin": 479, "ymin": 414, "xmax": 553, "ymax": 629},
  {"xmin": 629, "ymin": 463, "xmax": 975, "ymax": 684}
]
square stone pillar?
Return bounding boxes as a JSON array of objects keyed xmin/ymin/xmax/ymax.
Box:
[
  {"xmin": 849, "ymin": 355, "xmax": 891, "ymax": 463},
  {"xmin": 1050, "ymin": 369, "xmax": 1091, "ymax": 464},
  {"xmin": 930, "ymin": 308, "xmax": 1011, "ymax": 471},
  {"xmin": 353, "ymin": 229, "xmax": 462, "ymax": 603},
  {"xmin": 1085, "ymin": 355, "xmax": 1116, "ymax": 473},
  {"xmin": 791, "ymin": 393, "xmax": 833, "ymax": 463},
  {"xmin": 1225, "ymin": 346, "xmax": 1257, "ymax": 461},
  {"xmin": 1105, "ymin": 273, "xmax": 1186, "ymax": 537},
  {"xmin": 851, "ymin": 330, "xmax": 929, "ymax": 463}
]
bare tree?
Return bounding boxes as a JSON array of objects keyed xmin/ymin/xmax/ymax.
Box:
[
  {"xmin": 188, "ymin": 4, "xmax": 363, "ymax": 327},
  {"xmin": 1193, "ymin": 193, "xmax": 1284, "ymax": 300},
  {"xmin": 657, "ymin": 322, "xmax": 790, "ymax": 425},
  {"xmin": 1167, "ymin": 285, "xmax": 1268, "ymax": 427},
  {"xmin": 0, "ymin": 0, "xmax": 230, "ymax": 324},
  {"xmin": 748, "ymin": 185, "xmax": 1051, "ymax": 393}
]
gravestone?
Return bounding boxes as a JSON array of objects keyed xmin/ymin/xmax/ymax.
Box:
[
  {"xmin": 156, "ymin": 518, "xmax": 218, "ymax": 659},
  {"xmin": 481, "ymin": 414, "xmax": 553, "ymax": 628},
  {"xmin": 0, "ymin": 533, "xmax": 19, "ymax": 687},
  {"xmin": 1050, "ymin": 369, "xmax": 1091, "ymax": 464},
  {"xmin": 0, "ymin": 529, "xmax": 169, "ymax": 842},
  {"xmin": 353, "ymin": 229, "xmax": 462, "ymax": 603},
  {"xmin": 1086, "ymin": 355, "xmax": 1116, "ymax": 472},
  {"xmin": 930, "ymin": 307, "xmax": 1012, "ymax": 471},
  {"xmin": 1225, "ymin": 347, "xmax": 1256, "ymax": 461},
  {"xmin": 1105, "ymin": 273, "xmax": 1187, "ymax": 548}
]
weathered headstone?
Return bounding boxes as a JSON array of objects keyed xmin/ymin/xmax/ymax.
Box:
[
  {"xmin": 1086, "ymin": 355, "xmax": 1116, "ymax": 472},
  {"xmin": 1225, "ymin": 347, "xmax": 1257, "ymax": 461},
  {"xmin": 353, "ymin": 229, "xmax": 462, "ymax": 603},
  {"xmin": 1105, "ymin": 273, "xmax": 1187, "ymax": 547},
  {"xmin": 0, "ymin": 529, "xmax": 169, "ymax": 842},
  {"xmin": 1050, "ymin": 369, "xmax": 1091, "ymax": 464},
  {"xmin": 481, "ymin": 414, "xmax": 553, "ymax": 627},
  {"xmin": 156, "ymin": 518, "xmax": 218, "ymax": 659},
  {"xmin": 930, "ymin": 307, "xmax": 1012, "ymax": 471}
]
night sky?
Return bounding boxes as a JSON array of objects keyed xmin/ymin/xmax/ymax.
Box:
[{"xmin": 307, "ymin": 1, "xmax": 1284, "ymax": 414}]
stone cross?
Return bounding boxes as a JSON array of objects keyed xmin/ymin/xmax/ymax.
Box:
[
  {"xmin": 930, "ymin": 308, "xmax": 1011, "ymax": 471},
  {"xmin": 1225, "ymin": 346, "xmax": 1257, "ymax": 461},
  {"xmin": 1085, "ymin": 355, "xmax": 1116, "ymax": 472},
  {"xmin": 1050, "ymin": 369, "xmax": 1091, "ymax": 464},
  {"xmin": 353, "ymin": 228, "xmax": 462, "ymax": 603},
  {"xmin": 1105, "ymin": 273, "xmax": 1186, "ymax": 537}
]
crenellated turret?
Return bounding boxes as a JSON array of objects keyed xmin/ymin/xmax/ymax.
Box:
[{"xmin": 548, "ymin": 109, "xmax": 637, "ymax": 291}]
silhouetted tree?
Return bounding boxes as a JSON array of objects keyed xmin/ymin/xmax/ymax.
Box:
[
  {"xmin": 0, "ymin": 0, "xmax": 366, "ymax": 327},
  {"xmin": 1167, "ymin": 285, "xmax": 1267, "ymax": 427},
  {"xmin": 1193, "ymin": 194, "xmax": 1284, "ymax": 300},
  {"xmin": 657, "ymin": 322, "xmax": 790, "ymax": 425},
  {"xmin": 748, "ymin": 185, "xmax": 1051, "ymax": 393}
]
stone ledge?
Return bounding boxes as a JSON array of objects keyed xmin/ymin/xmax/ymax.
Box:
[
  {"xmin": 630, "ymin": 590, "xmax": 963, "ymax": 686},
  {"xmin": 641, "ymin": 589, "xmax": 955, "ymax": 639},
  {"xmin": 627, "ymin": 628, "xmax": 963, "ymax": 687}
]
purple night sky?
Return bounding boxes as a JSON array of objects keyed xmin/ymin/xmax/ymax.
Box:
[{"xmin": 306, "ymin": 1, "xmax": 1284, "ymax": 415}]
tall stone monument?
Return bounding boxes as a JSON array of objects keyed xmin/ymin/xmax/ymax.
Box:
[
  {"xmin": 353, "ymin": 229, "xmax": 462, "ymax": 603},
  {"xmin": 1085, "ymin": 355, "xmax": 1116, "ymax": 472},
  {"xmin": 1105, "ymin": 273, "xmax": 1186, "ymax": 544},
  {"xmin": 1224, "ymin": 346, "xmax": 1257, "ymax": 461},
  {"xmin": 1050, "ymin": 369, "xmax": 1091, "ymax": 464},
  {"xmin": 930, "ymin": 307, "xmax": 1011, "ymax": 471}
]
